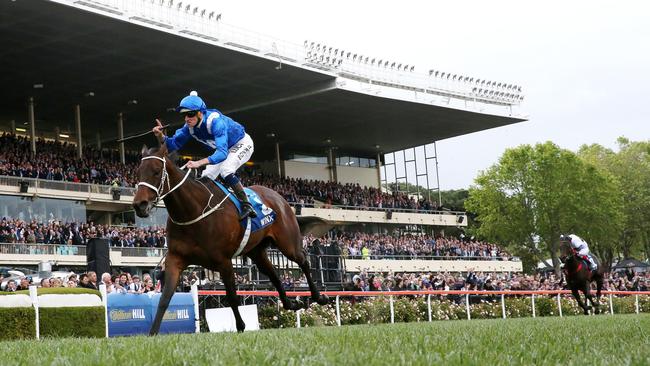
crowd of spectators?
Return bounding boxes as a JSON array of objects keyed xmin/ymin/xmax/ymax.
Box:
[
  {"xmin": 0, "ymin": 133, "xmax": 445, "ymax": 212},
  {"xmin": 0, "ymin": 133, "xmax": 140, "ymax": 187},
  {"xmin": 243, "ymin": 171, "xmax": 439, "ymax": 212},
  {"xmin": 1, "ymin": 270, "xmax": 160, "ymax": 293},
  {"xmin": 0, "ymin": 217, "xmax": 166, "ymax": 248},
  {"xmin": 1, "ymin": 215, "xmax": 511, "ymax": 260},
  {"xmin": 2, "ymin": 261, "xmax": 648, "ymax": 295},
  {"xmin": 303, "ymin": 232, "xmax": 512, "ymax": 260},
  {"xmin": 0, "ymin": 215, "xmax": 513, "ymax": 260},
  {"xmin": 345, "ymin": 269, "xmax": 650, "ymax": 294}
]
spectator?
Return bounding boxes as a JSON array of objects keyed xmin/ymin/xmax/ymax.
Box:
[{"xmin": 5, "ymin": 279, "xmax": 17, "ymax": 292}]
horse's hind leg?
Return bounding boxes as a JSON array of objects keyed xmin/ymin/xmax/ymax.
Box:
[
  {"xmin": 291, "ymin": 248, "xmax": 329, "ymax": 306},
  {"xmin": 571, "ymin": 287, "xmax": 589, "ymax": 315},
  {"xmin": 219, "ymin": 263, "xmax": 246, "ymax": 332},
  {"xmin": 150, "ymin": 253, "xmax": 186, "ymax": 335},
  {"xmin": 247, "ymin": 245, "xmax": 303, "ymax": 311},
  {"xmin": 593, "ymin": 278, "xmax": 604, "ymax": 314}
]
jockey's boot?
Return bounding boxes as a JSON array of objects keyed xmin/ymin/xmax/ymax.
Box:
[{"xmin": 231, "ymin": 181, "xmax": 257, "ymax": 221}]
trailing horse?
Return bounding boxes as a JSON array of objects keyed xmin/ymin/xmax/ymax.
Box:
[
  {"xmin": 559, "ymin": 241, "xmax": 605, "ymax": 315},
  {"xmin": 133, "ymin": 144, "xmax": 329, "ymax": 334}
]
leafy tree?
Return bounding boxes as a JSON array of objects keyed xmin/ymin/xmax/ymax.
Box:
[
  {"xmin": 465, "ymin": 142, "xmax": 622, "ymax": 273},
  {"xmin": 578, "ymin": 138, "xmax": 650, "ymax": 260}
]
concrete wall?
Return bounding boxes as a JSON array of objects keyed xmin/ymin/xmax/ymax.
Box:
[
  {"xmin": 284, "ymin": 161, "xmax": 330, "ymax": 181},
  {"xmin": 346, "ymin": 259, "xmax": 522, "ymax": 273},
  {"xmin": 337, "ymin": 165, "xmax": 378, "ymax": 188},
  {"xmin": 299, "ymin": 207, "xmax": 466, "ymax": 226}
]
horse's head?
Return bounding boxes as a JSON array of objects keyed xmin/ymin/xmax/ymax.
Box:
[{"xmin": 133, "ymin": 144, "xmax": 169, "ymax": 217}]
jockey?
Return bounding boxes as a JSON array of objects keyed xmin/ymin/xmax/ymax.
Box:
[
  {"xmin": 560, "ymin": 234, "xmax": 597, "ymax": 272},
  {"xmin": 152, "ymin": 91, "xmax": 256, "ymax": 221}
]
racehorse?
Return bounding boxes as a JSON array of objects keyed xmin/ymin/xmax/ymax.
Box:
[
  {"xmin": 132, "ymin": 144, "xmax": 329, "ymax": 335},
  {"xmin": 559, "ymin": 241, "xmax": 605, "ymax": 315}
]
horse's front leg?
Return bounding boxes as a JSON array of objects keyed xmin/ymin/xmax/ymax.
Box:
[
  {"xmin": 571, "ymin": 287, "xmax": 589, "ymax": 315},
  {"xmin": 150, "ymin": 253, "xmax": 186, "ymax": 335},
  {"xmin": 220, "ymin": 263, "xmax": 246, "ymax": 332}
]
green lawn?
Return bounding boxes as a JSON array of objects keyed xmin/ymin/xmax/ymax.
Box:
[{"xmin": 1, "ymin": 314, "xmax": 648, "ymax": 366}]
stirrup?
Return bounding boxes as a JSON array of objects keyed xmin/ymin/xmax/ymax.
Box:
[{"xmin": 239, "ymin": 203, "xmax": 257, "ymax": 221}]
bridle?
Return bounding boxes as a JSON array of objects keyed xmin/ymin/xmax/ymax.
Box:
[
  {"xmin": 135, "ymin": 155, "xmax": 231, "ymax": 226},
  {"xmin": 136, "ymin": 156, "xmax": 192, "ymax": 206}
]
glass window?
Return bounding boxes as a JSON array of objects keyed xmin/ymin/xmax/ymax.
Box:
[
  {"xmin": 359, "ymin": 158, "xmax": 369, "ymax": 168},
  {"xmin": 134, "ymin": 208, "xmax": 168, "ymax": 228},
  {"xmin": 288, "ymin": 154, "xmax": 328, "ymax": 164},
  {"xmin": 0, "ymin": 195, "xmax": 86, "ymax": 223}
]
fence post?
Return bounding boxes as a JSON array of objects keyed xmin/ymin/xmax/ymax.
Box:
[
  {"xmin": 465, "ymin": 293, "xmax": 471, "ymax": 320},
  {"xmin": 99, "ymin": 284, "xmax": 108, "ymax": 338},
  {"xmin": 335, "ymin": 296, "xmax": 341, "ymax": 326},
  {"xmin": 389, "ymin": 295, "xmax": 395, "ymax": 324},
  {"xmin": 557, "ymin": 293, "xmax": 563, "ymax": 317},
  {"xmin": 29, "ymin": 285, "xmax": 39, "ymax": 340},
  {"xmin": 191, "ymin": 284, "xmax": 200, "ymax": 333},
  {"xmin": 635, "ymin": 295, "xmax": 639, "ymax": 314},
  {"xmin": 609, "ymin": 294, "xmax": 614, "ymax": 315},
  {"xmin": 318, "ymin": 256, "xmax": 325, "ymax": 285},
  {"xmin": 501, "ymin": 294, "xmax": 506, "ymax": 319},
  {"xmin": 296, "ymin": 309, "xmax": 301, "ymax": 328},
  {"xmin": 427, "ymin": 294, "xmax": 432, "ymax": 322},
  {"xmin": 531, "ymin": 294, "xmax": 536, "ymax": 318}
]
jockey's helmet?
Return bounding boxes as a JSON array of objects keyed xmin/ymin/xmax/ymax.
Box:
[
  {"xmin": 559, "ymin": 234, "xmax": 571, "ymax": 242},
  {"xmin": 176, "ymin": 91, "xmax": 207, "ymax": 113}
]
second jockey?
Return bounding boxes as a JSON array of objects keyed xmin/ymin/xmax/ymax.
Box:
[
  {"xmin": 152, "ymin": 91, "xmax": 257, "ymax": 221},
  {"xmin": 560, "ymin": 234, "xmax": 597, "ymax": 272}
]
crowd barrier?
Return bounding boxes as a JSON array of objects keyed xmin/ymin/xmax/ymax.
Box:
[{"xmin": 198, "ymin": 289, "xmax": 650, "ymax": 327}]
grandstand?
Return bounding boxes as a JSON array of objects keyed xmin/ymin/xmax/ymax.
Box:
[{"xmin": 0, "ymin": 0, "xmax": 525, "ymax": 285}]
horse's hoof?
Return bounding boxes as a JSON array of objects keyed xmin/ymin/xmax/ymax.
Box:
[
  {"xmin": 283, "ymin": 299, "xmax": 303, "ymax": 311},
  {"xmin": 316, "ymin": 294, "xmax": 329, "ymax": 305}
]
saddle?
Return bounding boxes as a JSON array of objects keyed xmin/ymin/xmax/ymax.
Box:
[{"xmin": 200, "ymin": 177, "xmax": 276, "ymax": 232}]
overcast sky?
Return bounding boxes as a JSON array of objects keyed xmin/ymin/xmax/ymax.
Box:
[{"xmin": 193, "ymin": 0, "xmax": 650, "ymax": 189}]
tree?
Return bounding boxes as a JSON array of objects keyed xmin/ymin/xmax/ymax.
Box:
[
  {"xmin": 465, "ymin": 142, "xmax": 622, "ymax": 274},
  {"xmin": 578, "ymin": 138, "xmax": 650, "ymax": 260}
]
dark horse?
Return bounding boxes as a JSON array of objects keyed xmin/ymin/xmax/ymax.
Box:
[
  {"xmin": 133, "ymin": 144, "xmax": 329, "ymax": 334},
  {"xmin": 559, "ymin": 241, "xmax": 605, "ymax": 314}
]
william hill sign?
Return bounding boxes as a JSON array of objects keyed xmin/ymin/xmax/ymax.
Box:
[{"xmin": 107, "ymin": 293, "xmax": 195, "ymax": 336}]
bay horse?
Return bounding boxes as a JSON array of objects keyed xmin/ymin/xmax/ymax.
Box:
[
  {"xmin": 559, "ymin": 241, "xmax": 605, "ymax": 314},
  {"xmin": 132, "ymin": 144, "xmax": 329, "ymax": 334}
]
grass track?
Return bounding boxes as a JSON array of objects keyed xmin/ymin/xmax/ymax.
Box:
[{"xmin": 1, "ymin": 314, "xmax": 649, "ymax": 366}]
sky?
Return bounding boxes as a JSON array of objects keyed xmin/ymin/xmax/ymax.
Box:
[{"xmin": 192, "ymin": 0, "xmax": 650, "ymax": 189}]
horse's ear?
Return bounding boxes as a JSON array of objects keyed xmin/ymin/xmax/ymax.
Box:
[
  {"xmin": 159, "ymin": 142, "xmax": 168, "ymax": 156},
  {"xmin": 141, "ymin": 144, "xmax": 149, "ymax": 156}
]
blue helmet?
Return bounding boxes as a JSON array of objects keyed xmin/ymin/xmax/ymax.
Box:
[{"xmin": 176, "ymin": 91, "xmax": 206, "ymax": 113}]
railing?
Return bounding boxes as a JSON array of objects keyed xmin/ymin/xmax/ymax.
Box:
[
  {"xmin": 0, "ymin": 243, "xmax": 86, "ymax": 256},
  {"xmin": 342, "ymin": 254, "xmax": 518, "ymax": 261},
  {"xmin": 58, "ymin": 0, "xmax": 524, "ymax": 112},
  {"xmin": 0, "ymin": 243, "xmax": 168, "ymax": 258},
  {"xmin": 288, "ymin": 201, "xmax": 465, "ymax": 216},
  {"xmin": 198, "ymin": 289, "xmax": 650, "ymax": 327},
  {"xmin": 0, "ymin": 175, "xmax": 136, "ymax": 197},
  {"xmin": 116, "ymin": 247, "xmax": 168, "ymax": 258},
  {"xmin": 0, "ymin": 174, "xmax": 467, "ymax": 217},
  {"xmin": 0, "ymin": 243, "xmax": 516, "ymax": 263}
]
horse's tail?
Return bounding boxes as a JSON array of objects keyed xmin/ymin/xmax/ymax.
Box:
[{"xmin": 296, "ymin": 216, "xmax": 332, "ymax": 237}]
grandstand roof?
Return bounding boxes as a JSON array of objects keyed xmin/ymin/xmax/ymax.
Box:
[{"xmin": 0, "ymin": 0, "xmax": 526, "ymax": 159}]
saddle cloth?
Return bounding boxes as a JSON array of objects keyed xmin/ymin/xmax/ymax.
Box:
[{"xmin": 211, "ymin": 180, "xmax": 276, "ymax": 232}]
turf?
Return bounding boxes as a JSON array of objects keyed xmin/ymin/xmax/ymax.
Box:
[{"xmin": 1, "ymin": 314, "xmax": 648, "ymax": 366}]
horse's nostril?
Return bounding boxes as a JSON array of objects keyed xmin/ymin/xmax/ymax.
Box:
[{"xmin": 134, "ymin": 201, "xmax": 148, "ymax": 212}]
